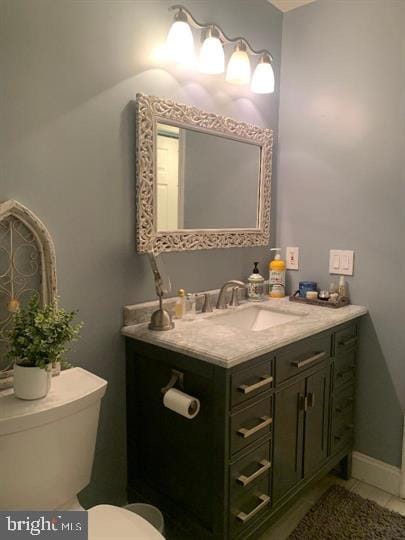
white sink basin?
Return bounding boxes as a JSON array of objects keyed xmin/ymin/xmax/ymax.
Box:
[{"xmin": 210, "ymin": 306, "xmax": 305, "ymax": 332}]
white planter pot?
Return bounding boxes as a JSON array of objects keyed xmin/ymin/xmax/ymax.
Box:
[{"xmin": 13, "ymin": 363, "xmax": 52, "ymax": 400}]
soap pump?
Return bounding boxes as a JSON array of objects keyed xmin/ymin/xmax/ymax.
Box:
[
  {"xmin": 247, "ymin": 262, "xmax": 265, "ymax": 302},
  {"xmin": 269, "ymin": 248, "xmax": 286, "ymax": 298}
]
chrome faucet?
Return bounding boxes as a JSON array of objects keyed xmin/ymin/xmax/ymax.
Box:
[
  {"xmin": 216, "ymin": 280, "xmax": 246, "ymax": 309},
  {"xmin": 229, "ymin": 286, "xmax": 241, "ymax": 308}
]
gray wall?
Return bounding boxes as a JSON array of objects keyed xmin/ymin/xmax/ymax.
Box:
[
  {"xmin": 183, "ymin": 132, "xmax": 260, "ymax": 229},
  {"xmin": 0, "ymin": 0, "xmax": 282, "ymax": 505},
  {"xmin": 278, "ymin": 0, "xmax": 405, "ymax": 466}
]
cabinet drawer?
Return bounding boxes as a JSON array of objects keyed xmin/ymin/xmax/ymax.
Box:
[
  {"xmin": 331, "ymin": 410, "xmax": 354, "ymax": 454},
  {"xmin": 230, "ymin": 442, "xmax": 271, "ymax": 501},
  {"xmin": 275, "ymin": 333, "xmax": 331, "ymax": 384},
  {"xmin": 229, "ymin": 477, "xmax": 270, "ymax": 537},
  {"xmin": 335, "ymin": 323, "xmax": 358, "ymax": 356},
  {"xmin": 231, "ymin": 359, "xmax": 273, "ymax": 408},
  {"xmin": 230, "ymin": 396, "xmax": 272, "ymax": 456},
  {"xmin": 334, "ymin": 351, "xmax": 356, "ymax": 389}
]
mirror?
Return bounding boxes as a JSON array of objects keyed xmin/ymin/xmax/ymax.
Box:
[
  {"xmin": 136, "ymin": 94, "xmax": 273, "ymax": 253},
  {"xmin": 156, "ymin": 123, "xmax": 261, "ymax": 231}
]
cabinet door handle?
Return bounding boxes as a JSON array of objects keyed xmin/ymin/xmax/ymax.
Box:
[
  {"xmin": 238, "ymin": 375, "xmax": 273, "ymax": 395},
  {"xmin": 299, "ymin": 394, "xmax": 306, "ymax": 412},
  {"xmin": 307, "ymin": 392, "xmax": 315, "ymax": 408},
  {"xmin": 237, "ymin": 459, "xmax": 271, "ymax": 486},
  {"xmin": 236, "ymin": 494, "xmax": 270, "ymax": 523},
  {"xmin": 237, "ymin": 416, "xmax": 272, "ymax": 438},
  {"xmin": 339, "ymin": 336, "xmax": 358, "ymax": 347},
  {"xmin": 291, "ymin": 351, "xmax": 326, "ymax": 369}
]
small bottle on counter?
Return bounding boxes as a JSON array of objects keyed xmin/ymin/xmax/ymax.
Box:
[
  {"xmin": 247, "ymin": 262, "xmax": 265, "ymax": 302},
  {"xmin": 184, "ymin": 293, "xmax": 196, "ymax": 320},
  {"xmin": 338, "ymin": 275, "xmax": 346, "ymax": 297},
  {"xmin": 175, "ymin": 289, "xmax": 186, "ymax": 319},
  {"xmin": 328, "ymin": 282, "xmax": 339, "ymax": 303}
]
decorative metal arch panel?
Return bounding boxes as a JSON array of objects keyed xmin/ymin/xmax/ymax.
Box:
[
  {"xmin": 0, "ymin": 200, "xmax": 57, "ymax": 375},
  {"xmin": 136, "ymin": 93, "xmax": 273, "ymax": 253}
]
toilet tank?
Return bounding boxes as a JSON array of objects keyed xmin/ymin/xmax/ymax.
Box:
[{"xmin": 0, "ymin": 367, "xmax": 107, "ymax": 510}]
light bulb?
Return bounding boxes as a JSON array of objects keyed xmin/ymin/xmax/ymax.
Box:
[
  {"xmin": 251, "ymin": 54, "xmax": 275, "ymax": 94},
  {"xmin": 226, "ymin": 41, "xmax": 251, "ymax": 85},
  {"xmin": 166, "ymin": 10, "xmax": 194, "ymax": 66},
  {"xmin": 199, "ymin": 27, "xmax": 225, "ymax": 74}
]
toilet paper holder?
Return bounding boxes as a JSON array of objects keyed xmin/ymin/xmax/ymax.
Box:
[{"xmin": 161, "ymin": 369, "xmax": 184, "ymax": 395}]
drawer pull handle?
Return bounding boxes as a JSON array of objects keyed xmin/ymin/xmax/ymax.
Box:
[
  {"xmin": 237, "ymin": 459, "xmax": 271, "ymax": 487},
  {"xmin": 337, "ymin": 365, "xmax": 355, "ymax": 378},
  {"xmin": 339, "ymin": 336, "xmax": 358, "ymax": 347},
  {"xmin": 236, "ymin": 494, "xmax": 270, "ymax": 523},
  {"xmin": 334, "ymin": 424, "xmax": 354, "ymax": 441},
  {"xmin": 237, "ymin": 416, "xmax": 272, "ymax": 439},
  {"xmin": 336, "ymin": 397, "xmax": 354, "ymax": 413},
  {"xmin": 238, "ymin": 375, "xmax": 273, "ymax": 395},
  {"xmin": 291, "ymin": 351, "xmax": 326, "ymax": 369}
]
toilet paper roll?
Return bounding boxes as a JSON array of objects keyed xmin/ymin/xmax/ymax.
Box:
[{"xmin": 163, "ymin": 388, "xmax": 200, "ymax": 419}]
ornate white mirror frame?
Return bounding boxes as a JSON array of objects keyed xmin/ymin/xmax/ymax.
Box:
[
  {"xmin": 135, "ymin": 93, "xmax": 273, "ymax": 253},
  {"xmin": 0, "ymin": 200, "xmax": 57, "ymax": 388}
]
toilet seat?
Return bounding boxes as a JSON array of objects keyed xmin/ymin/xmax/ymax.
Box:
[{"xmin": 88, "ymin": 504, "xmax": 165, "ymax": 540}]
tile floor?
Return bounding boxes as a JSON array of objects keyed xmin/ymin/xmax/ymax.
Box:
[{"xmin": 258, "ymin": 475, "xmax": 405, "ymax": 540}]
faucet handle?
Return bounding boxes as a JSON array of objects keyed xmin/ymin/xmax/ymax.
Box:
[
  {"xmin": 229, "ymin": 286, "xmax": 240, "ymax": 308},
  {"xmin": 201, "ymin": 293, "xmax": 213, "ymax": 313}
]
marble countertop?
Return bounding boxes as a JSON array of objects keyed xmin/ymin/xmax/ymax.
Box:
[{"xmin": 122, "ymin": 298, "xmax": 367, "ymax": 369}]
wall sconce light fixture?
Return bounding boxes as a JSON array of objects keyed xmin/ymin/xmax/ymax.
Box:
[
  {"xmin": 199, "ymin": 26, "xmax": 225, "ymax": 74},
  {"xmin": 251, "ymin": 53, "xmax": 275, "ymax": 94},
  {"xmin": 166, "ymin": 5, "xmax": 275, "ymax": 94},
  {"xmin": 166, "ymin": 7, "xmax": 195, "ymax": 66},
  {"xmin": 226, "ymin": 41, "xmax": 251, "ymax": 85}
]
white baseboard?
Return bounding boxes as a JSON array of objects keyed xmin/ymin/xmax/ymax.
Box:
[{"xmin": 352, "ymin": 451, "xmax": 401, "ymax": 496}]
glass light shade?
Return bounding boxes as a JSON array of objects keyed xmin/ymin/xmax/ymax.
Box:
[
  {"xmin": 226, "ymin": 47, "xmax": 251, "ymax": 85},
  {"xmin": 166, "ymin": 20, "xmax": 195, "ymax": 66},
  {"xmin": 199, "ymin": 36, "xmax": 225, "ymax": 74},
  {"xmin": 251, "ymin": 59, "xmax": 275, "ymax": 94}
]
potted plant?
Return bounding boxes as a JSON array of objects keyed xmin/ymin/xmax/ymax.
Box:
[{"xmin": 8, "ymin": 295, "xmax": 82, "ymax": 400}]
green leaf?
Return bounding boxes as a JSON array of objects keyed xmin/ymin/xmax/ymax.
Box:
[{"xmin": 7, "ymin": 295, "xmax": 83, "ymax": 368}]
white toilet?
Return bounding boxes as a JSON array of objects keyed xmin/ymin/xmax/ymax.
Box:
[{"xmin": 0, "ymin": 367, "xmax": 164, "ymax": 540}]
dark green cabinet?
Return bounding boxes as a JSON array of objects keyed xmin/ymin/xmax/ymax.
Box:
[
  {"xmin": 126, "ymin": 319, "xmax": 360, "ymax": 540},
  {"xmin": 273, "ymin": 379, "xmax": 305, "ymax": 502},
  {"xmin": 273, "ymin": 362, "xmax": 331, "ymax": 504},
  {"xmin": 330, "ymin": 323, "xmax": 358, "ymax": 459},
  {"xmin": 304, "ymin": 365, "xmax": 331, "ymax": 477}
]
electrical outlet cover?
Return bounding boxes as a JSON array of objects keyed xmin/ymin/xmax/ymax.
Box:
[{"xmin": 286, "ymin": 247, "xmax": 299, "ymax": 270}]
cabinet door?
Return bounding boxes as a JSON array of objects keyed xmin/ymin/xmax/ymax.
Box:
[
  {"xmin": 304, "ymin": 365, "xmax": 331, "ymax": 477},
  {"xmin": 273, "ymin": 379, "xmax": 305, "ymax": 503}
]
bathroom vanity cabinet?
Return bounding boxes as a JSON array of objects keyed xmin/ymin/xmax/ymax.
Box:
[{"xmin": 126, "ymin": 319, "xmax": 359, "ymax": 540}]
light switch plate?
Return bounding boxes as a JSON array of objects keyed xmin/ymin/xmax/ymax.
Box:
[
  {"xmin": 286, "ymin": 247, "xmax": 299, "ymax": 270},
  {"xmin": 329, "ymin": 250, "xmax": 354, "ymax": 275}
]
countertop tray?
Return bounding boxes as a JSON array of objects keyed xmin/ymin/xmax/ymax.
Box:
[{"xmin": 289, "ymin": 295, "xmax": 350, "ymax": 309}]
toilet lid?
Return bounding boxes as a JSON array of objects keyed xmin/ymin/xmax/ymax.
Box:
[{"xmin": 88, "ymin": 504, "xmax": 165, "ymax": 540}]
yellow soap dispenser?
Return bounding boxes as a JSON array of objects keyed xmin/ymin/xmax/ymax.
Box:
[{"xmin": 269, "ymin": 248, "xmax": 286, "ymax": 298}]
